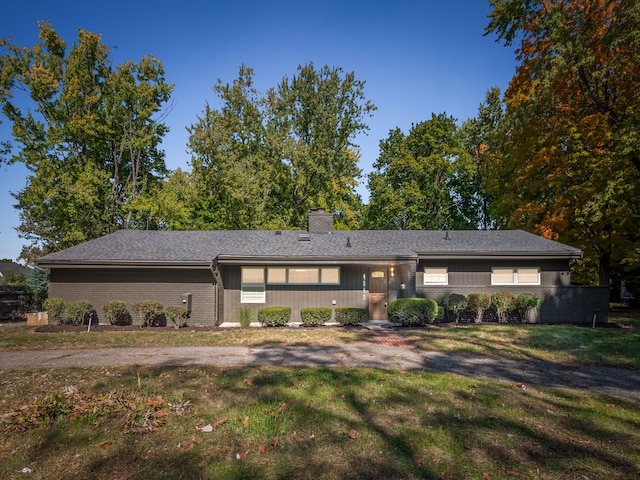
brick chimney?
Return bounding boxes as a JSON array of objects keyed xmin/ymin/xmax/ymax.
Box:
[{"xmin": 308, "ymin": 207, "xmax": 333, "ymax": 234}]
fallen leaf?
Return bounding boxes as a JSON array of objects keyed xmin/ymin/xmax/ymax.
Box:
[
  {"xmin": 213, "ymin": 417, "xmax": 229, "ymax": 429},
  {"xmin": 482, "ymin": 473, "xmax": 492, "ymax": 480},
  {"xmin": 293, "ymin": 380, "xmax": 300, "ymax": 387},
  {"xmin": 214, "ymin": 446, "xmax": 230, "ymax": 453},
  {"xmin": 346, "ymin": 429, "xmax": 360, "ymax": 439},
  {"xmin": 99, "ymin": 441, "xmax": 112, "ymax": 448},
  {"xmin": 270, "ymin": 438, "xmax": 278, "ymax": 447},
  {"xmin": 243, "ymin": 378, "xmax": 254, "ymax": 386},
  {"xmin": 258, "ymin": 443, "xmax": 268, "ymax": 455},
  {"xmin": 242, "ymin": 416, "xmax": 250, "ymax": 428},
  {"xmin": 292, "ymin": 433, "xmax": 305, "ymax": 443},
  {"xmin": 277, "ymin": 402, "xmax": 287, "ymax": 414}
]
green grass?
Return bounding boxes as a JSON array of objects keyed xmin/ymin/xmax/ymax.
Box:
[{"xmin": 1, "ymin": 366, "xmax": 638, "ymax": 480}]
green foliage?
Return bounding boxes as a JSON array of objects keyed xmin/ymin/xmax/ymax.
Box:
[
  {"xmin": 388, "ymin": 298, "xmax": 439, "ymax": 326},
  {"xmin": 165, "ymin": 305, "xmax": 188, "ymax": 328},
  {"xmin": 334, "ymin": 307, "xmax": 366, "ymax": 326},
  {"xmin": 491, "ymin": 292, "xmax": 516, "ymax": 324},
  {"xmin": 65, "ymin": 300, "xmax": 94, "ymax": 326},
  {"xmin": 102, "ymin": 301, "xmax": 132, "ymax": 326},
  {"xmin": 365, "ymin": 113, "xmax": 475, "ymax": 230},
  {"xmin": 236, "ymin": 307, "xmax": 254, "ymax": 328},
  {"xmin": 257, "ymin": 307, "xmax": 291, "ymax": 327},
  {"xmin": 131, "ymin": 300, "xmax": 165, "ymax": 327},
  {"xmin": 187, "ymin": 63, "xmax": 374, "ymax": 230},
  {"xmin": 515, "ymin": 293, "xmax": 541, "ymax": 323},
  {"xmin": 0, "ymin": 22, "xmax": 173, "ymax": 261},
  {"xmin": 25, "ymin": 267, "xmax": 48, "ymax": 311},
  {"xmin": 443, "ymin": 293, "xmax": 468, "ymax": 323},
  {"xmin": 42, "ymin": 297, "xmax": 65, "ymax": 324},
  {"xmin": 466, "ymin": 292, "xmax": 491, "ymax": 324},
  {"xmin": 300, "ymin": 307, "xmax": 332, "ymax": 327}
]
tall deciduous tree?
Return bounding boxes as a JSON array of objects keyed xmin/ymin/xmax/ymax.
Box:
[
  {"xmin": 365, "ymin": 113, "xmax": 474, "ymax": 230},
  {"xmin": 0, "ymin": 22, "xmax": 173, "ymax": 262},
  {"xmin": 187, "ymin": 63, "xmax": 375, "ymax": 229},
  {"xmin": 485, "ymin": 0, "xmax": 640, "ymax": 287}
]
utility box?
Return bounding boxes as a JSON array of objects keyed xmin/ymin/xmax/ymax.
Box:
[{"xmin": 182, "ymin": 293, "xmax": 192, "ymax": 314}]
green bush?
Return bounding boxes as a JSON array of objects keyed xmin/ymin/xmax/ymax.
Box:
[
  {"xmin": 65, "ymin": 300, "xmax": 95, "ymax": 326},
  {"xmin": 258, "ymin": 307, "xmax": 291, "ymax": 327},
  {"xmin": 515, "ymin": 293, "xmax": 541, "ymax": 322},
  {"xmin": 388, "ymin": 298, "xmax": 439, "ymax": 326},
  {"xmin": 165, "ymin": 305, "xmax": 188, "ymax": 328},
  {"xmin": 43, "ymin": 297, "xmax": 65, "ymax": 325},
  {"xmin": 236, "ymin": 307, "xmax": 253, "ymax": 328},
  {"xmin": 491, "ymin": 291, "xmax": 516, "ymax": 323},
  {"xmin": 131, "ymin": 300, "xmax": 165, "ymax": 327},
  {"xmin": 103, "ymin": 301, "xmax": 132, "ymax": 326},
  {"xmin": 300, "ymin": 307, "xmax": 332, "ymax": 326},
  {"xmin": 467, "ymin": 292, "xmax": 491, "ymax": 323},
  {"xmin": 443, "ymin": 293, "xmax": 468, "ymax": 323},
  {"xmin": 334, "ymin": 307, "xmax": 366, "ymax": 326}
]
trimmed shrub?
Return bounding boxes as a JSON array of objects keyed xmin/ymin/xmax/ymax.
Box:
[
  {"xmin": 65, "ymin": 300, "xmax": 95, "ymax": 326},
  {"xmin": 43, "ymin": 297, "xmax": 65, "ymax": 325},
  {"xmin": 236, "ymin": 307, "xmax": 253, "ymax": 328},
  {"xmin": 131, "ymin": 300, "xmax": 165, "ymax": 327},
  {"xmin": 388, "ymin": 298, "xmax": 439, "ymax": 326},
  {"xmin": 103, "ymin": 301, "xmax": 132, "ymax": 326},
  {"xmin": 491, "ymin": 291, "xmax": 516, "ymax": 323},
  {"xmin": 258, "ymin": 307, "xmax": 291, "ymax": 327},
  {"xmin": 334, "ymin": 307, "xmax": 365, "ymax": 326},
  {"xmin": 515, "ymin": 293, "xmax": 541, "ymax": 323},
  {"xmin": 443, "ymin": 293, "xmax": 468, "ymax": 323},
  {"xmin": 165, "ymin": 305, "xmax": 188, "ymax": 328},
  {"xmin": 300, "ymin": 307, "xmax": 332, "ymax": 327},
  {"xmin": 467, "ymin": 292, "xmax": 491, "ymax": 323}
]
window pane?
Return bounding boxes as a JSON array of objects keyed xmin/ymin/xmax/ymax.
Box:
[
  {"xmin": 288, "ymin": 268, "xmax": 319, "ymax": 284},
  {"xmin": 242, "ymin": 267, "xmax": 264, "ymax": 284},
  {"xmin": 424, "ymin": 267, "xmax": 448, "ymax": 285},
  {"xmin": 267, "ymin": 267, "xmax": 287, "ymax": 284},
  {"xmin": 241, "ymin": 286, "xmax": 265, "ymax": 303},
  {"xmin": 320, "ymin": 267, "xmax": 340, "ymax": 284},
  {"xmin": 517, "ymin": 268, "xmax": 539, "ymax": 284},
  {"xmin": 492, "ymin": 268, "xmax": 515, "ymax": 284}
]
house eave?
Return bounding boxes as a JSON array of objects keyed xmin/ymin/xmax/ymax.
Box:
[
  {"xmin": 36, "ymin": 260, "xmax": 211, "ymax": 269},
  {"xmin": 216, "ymin": 255, "xmax": 417, "ymax": 265},
  {"xmin": 417, "ymin": 251, "xmax": 583, "ymax": 261}
]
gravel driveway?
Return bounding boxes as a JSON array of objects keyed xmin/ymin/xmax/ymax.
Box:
[{"xmin": 1, "ymin": 344, "xmax": 638, "ymax": 402}]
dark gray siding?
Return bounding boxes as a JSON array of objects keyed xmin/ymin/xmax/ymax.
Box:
[
  {"xmin": 221, "ymin": 264, "xmax": 372, "ymax": 323},
  {"xmin": 49, "ymin": 268, "xmax": 216, "ymax": 326}
]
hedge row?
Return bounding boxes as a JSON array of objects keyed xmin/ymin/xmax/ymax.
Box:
[
  {"xmin": 43, "ymin": 298, "xmax": 188, "ymax": 328},
  {"xmin": 256, "ymin": 306, "xmax": 366, "ymax": 327},
  {"xmin": 441, "ymin": 291, "xmax": 541, "ymax": 324}
]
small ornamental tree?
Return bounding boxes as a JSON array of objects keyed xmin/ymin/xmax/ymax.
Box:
[
  {"xmin": 131, "ymin": 300, "xmax": 165, "ymax": 327},
  {"xmin": 443, "ymin": 293, "xmax": 468, "ymax": 323},
  {"xmin": 491, "ymin": 292, "xmax": 516, "ymax": 323},
  {"xmin": 466, "ymin": 292, "xmax": 491, "ymax": 323},
  {"xmin": 165, "ymin": 305, "xmax": 188, "ymax": 328},
  {"xmin": 515, "ymin": 293, "xmax": 541, "ymax": 323},
  {"xmin": 103, "ymin": 301, "xmax": 132, "ymax": 326}
]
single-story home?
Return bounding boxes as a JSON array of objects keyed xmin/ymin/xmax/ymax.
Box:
[{"xmin": 37, "ymin": 209, "xmax": 609, "ymax": 325}]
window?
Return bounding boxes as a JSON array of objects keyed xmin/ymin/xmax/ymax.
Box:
[
  {"xmin": 320, "ymin": 267, "xmax": 340, "ymax": 285},
  {"xmin": 492, "ymin": 267, "xmax": 539, "ymax": 285},
  {"xmin": 424, "ymin": 267, "xmax": 448, "ymax": 285},
  {"xmin": 288, "ymin": 268, "xmax": 319, "ymax": 284},
  {"xmin": 266, "ymin": 267, "xmax": 341, "ymax": 285},
  {"xmin": 241, "ymin": 267, "xmax": 265, "ymax": 303}
]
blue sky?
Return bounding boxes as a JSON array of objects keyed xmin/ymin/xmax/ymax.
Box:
[{"xmin": 0, "ymin": 0, "xmax": 517, "ymax": 262}]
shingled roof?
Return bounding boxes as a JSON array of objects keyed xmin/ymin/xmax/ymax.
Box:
[{"xmin": 37, "ymin": 229, "xmax": 582, "ymax": 267}]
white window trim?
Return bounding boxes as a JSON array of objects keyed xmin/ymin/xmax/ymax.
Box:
[
  {"xmin": 491, "ymin": 267, "xmax": 540, "ymax": 286},
  {"xmin": 423, "ymin": 267, "xmax": 448, "ymax": 285}
]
